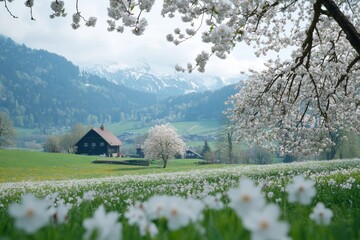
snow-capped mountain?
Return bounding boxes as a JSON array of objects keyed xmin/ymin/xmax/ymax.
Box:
[{"xmin": 82, "ymin": 63, "xmax": 244, "ymax": 98}]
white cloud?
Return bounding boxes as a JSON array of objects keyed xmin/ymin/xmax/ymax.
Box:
[{"xmin": 0, "ymin": 1, "xmax": 265, "ymax": 77}]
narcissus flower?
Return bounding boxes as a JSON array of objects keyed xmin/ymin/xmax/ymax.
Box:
[
  {"xmin": 310, "ymin": 202, "xmax": 333, "ymax": 225},
  {"xmin": 286, "ymin": 175, "xmax": 316, "ymax": 205},
  {"xmin": 202, "ymin": 193, "xmax": 224, "ymax": 210},
  {"xmin": 83, "ymin": 205, "xmax": 122, "ymax": 240},
  {"xmin": 243, "ymin": 204, "xmax": 290, "ymax": 240},
  {"xmin": 49, "ymin": 203, "xmax": 70, "ymax": 224},
  {"xmin": 8, "ymin": 193, "xmax": 51, "ymax": 234},
  {"xmin": 228, "ymin": 178, "xmax": 266, "ymax": 218}
]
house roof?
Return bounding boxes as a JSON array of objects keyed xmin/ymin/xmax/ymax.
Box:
[
  {"xmin": 186, "ymin": 149, "xmax": 202, "ymax": 158},
  {"xmin": 92, "ymin": 127, "xmax": 123, "ymax": 146}
]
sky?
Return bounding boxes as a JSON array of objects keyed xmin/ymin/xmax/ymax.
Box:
[{"xmin": 0, "ymin": 1, "xmax": 267, "ymax": 78}]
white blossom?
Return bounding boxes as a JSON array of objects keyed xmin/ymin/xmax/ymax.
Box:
[
  {"xmin": 8, "ymin": 194, "xmax": 51, "ymax": 234},
  {"xmin": 228, "ymin": 178, "xmax": 266, "ymax": 219},
  {"xmin": 139, "ymin": 0, "xmax": 155, "ymax": 12},
  {"xmin": 166, "ymin": 34, "xmax": 174, "ymax": 42},
  {"xmin": 243, "ymin": 203, "xmax": 290, "ymax": 240},
  {"xmin": 85, "ymin": 17, "xmax": 97, "ymax": 27},
  {"xmin": 202, "ymin": 193, "xmax": 224, "ymax": 210},
  {"xmin": 50, "ymin": 0, "xmax": 64, "ymax": 12},
  {"xmin": 310, "ymin": 202, "xmax": 333, "ymax": 225},
  {"xmin": 185, "ymin": 28, "xmax": 196, "ymax": 36},
  {"xmin": 83, "ymin": 190, "xmax": 97, "ymax": 201},
  {"xmin": 72, "ymin": 13, "xmax": 81, "ymax": 24},
  {"xmin": 286, "ymin": 175, "xmax": 316, "ymax": 205},
  {"xmin": 132, "ymin": 18, "xmax": 148, "ymax": 35},
  {"xmin": 50, "ymin": 1, "xmax": 66, "ymax": 17},
  {"xmin": 83, "ymin": 205, "xmax": 122, "ymax": 240},
  {"xmin": 24, "ymin": 0, "xmax": 34, "ymax": 8},
  {"xmin": 49, "ymin": 202, "xmax": 70, "ymax": 224}
]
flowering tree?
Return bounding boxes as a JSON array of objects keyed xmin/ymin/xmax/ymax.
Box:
[
  {"xmin": 223, "ymin": 1, "xmax": 360, "ymax": 156},
  {"xmin": 3, "ymin": 0, "xmax": 360, "ymax": 155},
  {"xmin": 143, "ymin": 123, "xmax": 186, "ymax": 168},
  {"xmin": 0, "ymin": 111, "xmax": 15, "ymax": 147}
]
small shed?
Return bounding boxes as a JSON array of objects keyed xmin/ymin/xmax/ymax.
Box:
[{"xmin": 74, "ymin": 125, "xmax": 123, "ymax": 156}]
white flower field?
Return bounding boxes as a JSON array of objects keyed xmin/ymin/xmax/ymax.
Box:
[{"xmin": 1, "ymin": 159, "xmax": 360, "ymax": 239}]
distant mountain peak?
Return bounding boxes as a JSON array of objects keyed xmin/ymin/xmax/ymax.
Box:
[{"xmin": 82, "ymin": 63, "xmax": 244, "ymax": 99}]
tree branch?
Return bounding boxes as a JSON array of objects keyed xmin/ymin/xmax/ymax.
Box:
[
  {"xmin": 3, "ymin": 0, "xmax": 18, "ymax": 19},
  {"xmin": 322, "ymin": 0, "xmax": 360, "ymax": 54}
]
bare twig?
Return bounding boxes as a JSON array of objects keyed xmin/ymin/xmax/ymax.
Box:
[{"xmin": 3, "ymin": 0, "xmax": 18, "ymax": 19}]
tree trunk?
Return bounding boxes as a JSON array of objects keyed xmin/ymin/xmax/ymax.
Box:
[
  {"xmin": 227, "ymin": 132, "xmax": 234, "ymax": 164},
  {"xmin": 322, "ymin": 0, "xmax": 360, "ymax": 54},
  {"xmin": 163, "ymin": 159, "xmax": 167, "ymax": 168}
]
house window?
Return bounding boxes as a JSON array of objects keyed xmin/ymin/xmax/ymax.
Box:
[
  {"xmin": 91, "ymin": 142, "xmax": 96, "ymax": 147},
  {"xmin": 100, "ymin": 142, "xmax": 105, "ymax": 147},
  {"xmin": 84, "ymin": 143, "xmax": 88, "ymax": 147}
]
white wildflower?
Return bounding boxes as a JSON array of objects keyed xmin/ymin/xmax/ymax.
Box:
[
  {"xmin": 125, "ymin": 202, "xmax": 148, "ymax": 226},
  {"xmin": 243, "ymin": 203, "xmax": 290, "ymax": 240},
  {"xmin": 49, "ymin": 203, "xmax": 70, "ymax": 224},
  {"xmin": 202, "ymin": 193, "xmax": 224, "ymax": 210},
  {"xmin": 309, "ymin": 202, "xmax": 333, "ymax": 225},
  {"xmin": 286, "ymin": 175, "xmax": 316, "ymax": 205},
  {"xmin": 139, "ymin": 222, "xmax": 158, "ymax": 237},
  {"xmin": 8, "ymin": 194, "xmax": 51, "ymax": 234},
  {"xmin": 83, "ymin": 190, "xmax": 96, "ymax": 201},
  {"xmin": 228, "ymin": 178, "xmax": 266, "ymax": 219},
  {"xmin": 83, "ymin": 205, "xmax": 121, "ymax": 240}
]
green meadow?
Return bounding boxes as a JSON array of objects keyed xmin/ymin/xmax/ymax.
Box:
[
  {"xmin": 0, "ymin": 149, "xmax": 223, "ymax": 183},
  {"xmin": 1, "ymin": 149, "xmax": 360, "ymax": 239}
]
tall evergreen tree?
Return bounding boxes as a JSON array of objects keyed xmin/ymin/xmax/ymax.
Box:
[{"xmin": 201, "ymin": 140, "xmax": 211, "ymax": 157}]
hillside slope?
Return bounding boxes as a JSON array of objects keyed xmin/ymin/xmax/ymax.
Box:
[
  {"xmin": 0, "ymin": 36, "xmax": 156, "ymax": 128},
  {"xmin": 0, "ymin": 36, "xmax": 242, "ymax": 128}
]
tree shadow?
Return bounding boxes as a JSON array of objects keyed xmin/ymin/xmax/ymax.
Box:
[{"xmin": 110, "ymin": 166, "xmax": 161, "ymax": 171}]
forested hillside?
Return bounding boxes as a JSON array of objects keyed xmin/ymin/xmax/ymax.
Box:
[
  {"xmin": 152, "ymin": 85, "xmax": 238, "ymax": 122},
  {"xmin": 0, "ymin": 36, "xmax": 156, "ymax": 128},
  {"xmin": 0, "ymin": 36, "xmax": 240, "ymax": 128}
]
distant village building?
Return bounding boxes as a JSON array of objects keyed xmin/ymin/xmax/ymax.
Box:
[
  {"xmin": 174, "ymin": 149, "xmax": 203, "ymax": 159},
  {"xmin": 74, "ymin": 125, "xmax": 123, "ymax": 156},
  {"xmin": 184, "ymin": 149, "xmax": 203, "ymax": 159},
  {"xmin": 135, "ymin": 147, "xmax": 202, "ymax": 159},
  {"xmin": 136, "ymin": 145, "xmax": 145, "ymax": 158}
]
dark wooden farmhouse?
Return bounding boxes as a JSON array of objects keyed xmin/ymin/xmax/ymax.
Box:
[
  {"xmin": 185, "ymin": 149, "xmax": 203, "ymax": 159},
  {"xmin": 175, "ymin": 149, "xmax": 203, "ymax": 159},
  {"xmin": 74, "ymin": 125, "xmax": 123, "ymax": 156}
]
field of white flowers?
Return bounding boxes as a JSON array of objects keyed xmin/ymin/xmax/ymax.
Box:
[{"xmin": 1, "ymin": 159, "xmax": 360, "ymax": 239}]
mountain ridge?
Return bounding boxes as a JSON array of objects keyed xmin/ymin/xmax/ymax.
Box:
[
  {"xmin": 82, "ymin": 63, "xmax": 243, "ymax": 98},
  {"xmin": 0, "ymin": 35, "xmax": 240, "ymax": 128},
  {"xmin": 0, "ymin": 35, "xmax": 156, "ymax": 128}
]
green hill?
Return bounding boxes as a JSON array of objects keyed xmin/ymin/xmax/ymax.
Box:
[
  {"xmin": 1, "ymin": 35, "xmax": 240, "ymax": 132},
  {"xmin": 0, "ymin": 35, "xmax": 156, "ymax": 128}
]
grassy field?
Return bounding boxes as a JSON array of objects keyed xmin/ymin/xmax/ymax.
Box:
[
  {"xmin": 0, "ymin": 149, "xmax": 223, "ymax": 183},
  {"xmin": 1, "ymin": 149, "xmax": 360, "ymax": 239},
  {"xmin": 106, "ymin": 119, "xmax": 222, "ymax": 137}
]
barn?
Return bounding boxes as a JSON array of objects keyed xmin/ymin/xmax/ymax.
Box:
[{"xmin": 74, "ymin": 125, "xmax": 123, "ymax": 156}]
